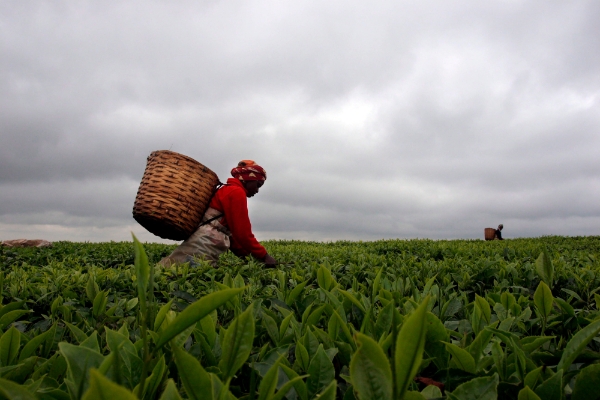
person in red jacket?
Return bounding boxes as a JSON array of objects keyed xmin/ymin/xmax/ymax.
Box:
[{"xmin": 158, "ymin": 160, "xmax": 277, "ymax": 267}]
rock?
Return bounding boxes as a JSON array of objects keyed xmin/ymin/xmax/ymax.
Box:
[{"xmin": 1, "ymin": 239, "xmax": 53, "ymax": 248}]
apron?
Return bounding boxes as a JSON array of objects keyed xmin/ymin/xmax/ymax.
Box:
[{"xmin": 158, "ymin": 207, "xmax": 231, "ymax": 267}]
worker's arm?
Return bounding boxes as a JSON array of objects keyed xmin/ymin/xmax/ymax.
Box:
[{"xmin": 221, "ymin": 187, "xmax": 268, "ymax": 259}]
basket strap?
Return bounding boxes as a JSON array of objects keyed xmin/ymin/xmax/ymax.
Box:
[
  {"xmin": 198, "ymin": 182, "xmax": 228, "ymax": 227},
  {"xmin": 199, "ymin": 213, "xmax": 224, "ymax": 227}
]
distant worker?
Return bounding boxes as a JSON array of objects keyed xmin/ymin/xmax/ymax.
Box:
[
  {"xmin": 159, "ymin": 160, "xmax": 277, "ymax": 268},
  {"xmin": 494, "ymin": 224, "xmax": 504, "ymax": 240}
]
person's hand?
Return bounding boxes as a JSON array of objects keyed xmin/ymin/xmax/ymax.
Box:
[{"xmin": 263, "ymin": 254, "xmax": 277, "ymax": 268}]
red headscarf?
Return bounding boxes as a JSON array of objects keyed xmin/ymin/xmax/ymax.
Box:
[{"xmin": 231, "ymin": 160, "xmax": 267, "ymax": 181}]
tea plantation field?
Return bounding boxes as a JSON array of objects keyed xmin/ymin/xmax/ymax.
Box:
[{"xmin": 1, "ymin": 236, "xmax": 600, "ymax": 400}]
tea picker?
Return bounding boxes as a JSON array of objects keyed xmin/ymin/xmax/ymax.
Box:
[
  {"xmin": 133, "ymin": 151, "xmax": 277, "ymax": 267},
  {"xmin": 484, "ymin": 224, "xmax": 504, "ymax": 240},
  {"xmin": 494, "ymin": 224, "xmax": 504, "ymax": 240}
]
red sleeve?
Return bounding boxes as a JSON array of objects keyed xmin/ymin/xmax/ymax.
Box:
[{"xmin": 219, "ymin": 186, "xmax": 267, "ymax": 259}]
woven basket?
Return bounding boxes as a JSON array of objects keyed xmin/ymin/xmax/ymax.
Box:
[
  {"xmin": 484, "ymin": 228, "xmax": 496, "ymax": 241},
  {"xmin": 133, "ymin": 150, "xmax": 220, "ymax": 240}
]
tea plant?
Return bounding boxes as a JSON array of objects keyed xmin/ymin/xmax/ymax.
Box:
[{"xmin": 0, "ymin": 235, "xmax": 599, "ymax": 399}]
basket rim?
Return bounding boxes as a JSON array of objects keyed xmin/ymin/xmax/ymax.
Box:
[{"xmin": 149, "ymin": 149, "xmax": 203, "ymax": 164}]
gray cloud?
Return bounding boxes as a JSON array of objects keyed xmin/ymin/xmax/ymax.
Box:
[{"xmin": 1, "ymin": 1, "xmax": 599, "ymax": 242}]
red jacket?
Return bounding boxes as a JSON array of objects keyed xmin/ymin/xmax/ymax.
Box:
[{"xmin": 208, "ymin": 178, "xmax": 268, "ymax": 259}]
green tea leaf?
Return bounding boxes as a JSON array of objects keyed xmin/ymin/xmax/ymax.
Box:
[
  {"xmin": 372, "ymin": 266, "xmax": 385, "ymax": 300},
  {"xmin": 474, "ymin": 295, "xmax": 491, "ymax": 325},
  {"xmin": 2, "ymin": 355, "xmax": 38, "ymax": 385},
  {"xmin": 468, "ymin": 321, "xmax": 497, "ymax": 365},
  {"xmin": 571, "ymin": 363, "xmax": 600, "ymax": 400},
  {"xmin": 0, "ymin": 377, "xmax": 37, "ymax": 400},
  {"xmin": 218, "ymin": 303, "xmax": 256, "ymax": 381},
  {"xmin": 557, "ymin": 318, "xmax": 600, "ymax": 372},
  {"xmin": 295, "ymin": 342, "xmax": 310, "ymax": 372},
  {"xmin": 535, "ymin": 250, "xmax": 554, "ymax": 287},
  {"xmin": 443, "ymin": 342, "xmax": 476, "ymax": 374},
  {"xmin": 524, "ymin": 366, "xmax": 544, "ymax": 390},
  {"xmin": 172, "ymin": 323, "xmax": 196, "ymax": 349},
  {"xmin": 18, "ymin": 328, "xmax": 53, "ymax": 362},
  {"xmin": 491, "ymin": 341, "xmax": 506, "ymax": 381},
  {"xmin": 42, "ymin": 323, "xmax": 58, "ymax": 359},
  {"xmin": 448, "ymin": 373, "xmax": 499, "ymax": 400},
  {"xmin": 81, "ymin": 331, "xmax": 101, "ymax": 352},
  {"xmin": 0, "ymin": 326, "xmax": 21, "ymax": 366},
  {"xmin": 65, "ymin": 321, "xmax": 89, "ymax": 344},
  {"xmin": 92, "ymin": 291, "xmax": 108, "ymax": 318},
  {"xmin": 521, "ymin": 336, "xmax": 555, "ymax": 354},
  {"xmin": 279, "ymin": 313, "xmax": 294, "ymax": 342},
  {"xmin": 105, "ymin": 328, "xmax": 141, "ymax": 389},
  {"xmin": 156, "ymin": 288, "xmax": 244, "ymax": 349},
  {"xmin": 331, "ymin": 309, "xmax": 355, "ymax": 349},
  {"xmin": 303, "ymin": 328, "xmax": 320, "ymax": 359},
  {"xmin": 98, "ymin": 352, "xmax": 115, "ymax": 376},
  {"xmin": 395, "ymin": 296, "xmax": 430, "ymax": 400},
  {"xmin": 554, "ymin": 297, "xmax": 575, "ymax": 317},
  {"xmin": 321, "ymin": 290, "xmax": 344, "ymax": 320},
  {"xmin": 534, "ymin": 369, "xmax": 563, "ymax": 400},
  {"xmin": 471, "ymin": 304, "xmax": 483, "ymax": 335},
  {"xmin": 339, "ymin": 289, "xmax": 366, "ymax": 314},
  {"xmin": 286, "ymin": 281, "xmax": 309, "ymax": 306},
  {"xmin": 315, "ymin": 379, "xmax": 337, "ymax": 400},
  {"xmin": 306, "ymin": 344, "xmax": 335, "ymax": 399},
  {"xmin": 233, "ymin": 273, "xmax": 245, "ymax": 289},
  {"xmin": 280, "ymin": 364, "xmax": 309, "ymax": 400},
  {"xmin": 173, "ymin": 345, "xmax": 212, "ymax": 400},
  {"xmin": 262, "ymin": 312, "xmax": 279, "ymax": 344},
  {"xmin": 0, "ymin": 310, "xmax": 31, "ymax": 330},
  {"xmin": 350, "ymin": 332, "xmax": 392, "ymax": 400},
  {"xmin": 442, "ymin": 298, "xmax": 462, "ymax": 319},
  {"xmin": 425, "ymin": 312, "xmax": 450, "ymax": 370},
  {"xmin": 211, "ymin": 373, "xmax": 235, "ymax": 400},
  {"xmin": 518, "ymin": 386, "xmax": 541, "ymax": 400},
  {"xmin": 306, "ymin": 304, "xmax": 327, "ymax": 328},
  {"xmin": 59, "ymin": 342, "xmax": 105, "ymax": 400},
  {"xmin": 198, "ymin": 314, "xmax": 217, "ymax": 347},
  {"xmin": 132, "ymin": 234, "xmax": 150, "ymax": 312},
  {"xmin": 125, "ymin": 297, "xmax": 139, "ymax": 312},
  {"xmin": 154, "ymin": 299, "xmax": 174, "ymax": 331},
  {"xmin": 374, "ymin": 301, "xmax": 394, "ymax": 341},
  {"xmin": 81, "ymin": 368, "xmax": 138, "ymax": 400},
  {"xmin": 0, "ymin": 301, "xmax": 26, "ymax": 320},
  {"xmin": 258, "ymin": 356, "xmax": 282, "ymax": 400},
  {"xmin": 86, "ymin": 275, "xmax": 99, "ymax": 304},
  {"xmin": 404, "ymin": 391, "xmax": 427, "ymax": 400},
  {"xmin": 271, "ymin": 373, "xmax": 309, "ymax": 400},
  {"xmin": 317, "ymin": 266, "xmax": 333, "ymax": 291},
  {"xmin": 533, "ymin": 281, "xmax": 553, "ymax": 321},
  {"xmin": 421, "ymin": 385, "xmax": 442, "ymax": 399},
  {"xmin": 159, "ymin": 379, "xmax": 183, "ymax": 400}
]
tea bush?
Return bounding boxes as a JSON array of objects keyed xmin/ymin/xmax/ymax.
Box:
[{"xmin": 0, "ymin": 235, "xmax": 599, "ymax": 399}]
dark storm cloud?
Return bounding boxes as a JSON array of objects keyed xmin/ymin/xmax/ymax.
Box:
[{"xmin": 1, "ymin": 1, "xmax": 599, "ymax": 241}]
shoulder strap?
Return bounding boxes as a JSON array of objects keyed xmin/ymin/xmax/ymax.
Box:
[
  {"xmin": 198, "ymin": 181, "xmax": 226, "ymax": 227},
  {"xmin": 199, "ymin": 213, "xmax": 224, "ymax": 227}
]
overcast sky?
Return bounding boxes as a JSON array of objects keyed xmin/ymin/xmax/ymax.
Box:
[{"xmin": 1, "ymin": 1, "xmax": 599, "ymax": 243}]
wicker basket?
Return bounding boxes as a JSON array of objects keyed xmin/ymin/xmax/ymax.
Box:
[
  {"xmin": 133, "ymin": 150, "xmax": 220, "ymax": 240},
  {"xmin": 484, "ymin": 228, "xmax": 496, "ymax": 241}
]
